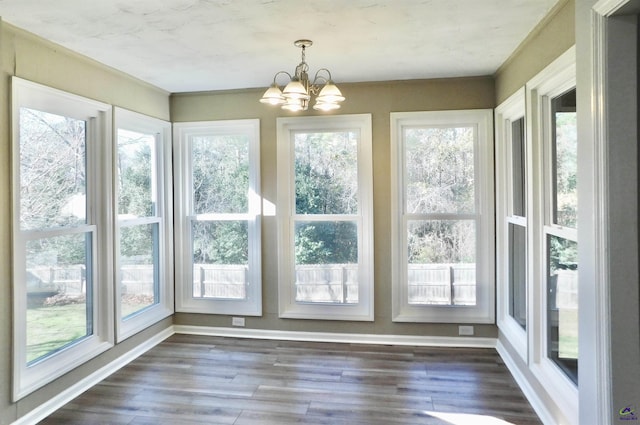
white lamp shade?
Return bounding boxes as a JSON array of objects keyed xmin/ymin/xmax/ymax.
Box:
[
  {"xmin": 282, "ymin": 98, "xmax": 305, "ymax": 111},
  {"xmin": 313, "ymin": 101, "xmax": 341, "ymax": 111},
  {"xmin": 316, "ymin": 81, "xmax": 345, "ymax": 103},
  {"xmin": 259, "ymin": 84, "xmax": 285, "ymax": 105},
  {"xmin": 283, "ymin": 79, "xmax": 310, "ymax": 100}
]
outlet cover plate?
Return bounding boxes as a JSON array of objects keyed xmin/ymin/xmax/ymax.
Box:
[{"xmin": 458, "ymin": 325, "xmax": 474, "ymax": 336}]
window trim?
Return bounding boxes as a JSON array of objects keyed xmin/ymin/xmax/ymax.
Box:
[
  {"xmin": 173, "ymin": 119, "xmax": 262, "ymax": 316},
  {"xmin": 11, "ymin": 77, "xmax": 114, "ymax": 400},
  {"xmin": 495, "ymin": 88, "xmax": 528, "ymax": 361},
  {"xmin": 390, "ymin": 109, "xmax": 495, "ymax": 324},
  {"xmin": 276, "ymin": 114, "xmax": 374, "ymax": 321},
  {"xmin": 114, "ymin": 108, "xmax": 173, "ymax": 342}
]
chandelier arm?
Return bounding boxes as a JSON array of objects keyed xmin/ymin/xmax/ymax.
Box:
[
  {"xmin": 273, "ymin": 71, "xmax": 293, "ymax": 86},
  {"xmin": 312, "ymin": 68, "xmax": 333, "ymax": 84}
]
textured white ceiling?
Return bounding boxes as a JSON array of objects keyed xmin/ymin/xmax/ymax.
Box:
[{"xmin": 0, "ymin": 0, "xmax": 559, "ymax": 93}]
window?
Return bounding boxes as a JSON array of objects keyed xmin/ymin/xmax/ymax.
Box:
[
  {"xmin": 391, "ymin": 110, "xmax": 494, "ymax": 323},
  {"xmin": 545, "ymin": 88, "xmax": 578, "ymax": 383},
  {"xmin": 277, "ymin": 114, "xmax": 373, "ymax": 320},
  {"xmin": 12, "ymin": 77, "xmax": 113, "ymax": 399},
  {"xmin": 508, "ymin": 112, "xmax": 527, "ymax": 327},
  {"xmin": 174, "ymin": 120, "xmax": 261, "ymax": 316},
  {"xmin": 495, "ymin": 88, "xmax": 528, "ymax": 359},
  {"xmin": 525, "ymin": 47, "xmax": 577, "ymax": 419},
  {"xmin": 114, "ymin": 108, "xmax": 173, "ymax": 341}
]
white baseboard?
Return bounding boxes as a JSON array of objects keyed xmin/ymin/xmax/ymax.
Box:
[
  {"xmin": 13, "ymin": 326, "xmax": 174, "ymax": 425},
  {"xmin": 173, "ymin": 325, "xmax": 498, "ymax": 348},
  {"xmin": 496, "ymin": 339, "xmax": 556, "ymax": 425}
]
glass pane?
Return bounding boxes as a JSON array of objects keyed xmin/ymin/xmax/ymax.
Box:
[
  {"xmin": 117, "ymin": 129, "xmax": 156, "ymax": 218},
  {"xmin": 547, "ymin": 235, "xmax": 578, "ymax": 383},
  {"xmin": 511, "ymin": 117, "xmax": 526, "ymax": 217},
  {"xmin": 404, "ymin": 126, "xmax": 475, "ymax": 214},
  {"xmin": 294, "ymin": 131, "xmax": 358, "ymax": 215},
  {"xmin": 294, "ymin": 221, "xmax": 358, "ymax": 304},
  {"xmin": 407, "ymin": 220, "xmax": 476, "ymax": 305},
  {"xmin": 25, "ymin": 233, "xmax": 92, "ymax": 364},
  {"xmin": 192, "ymin": 135, "xmax": 249, "ymax": 214},
  {"xmin": 192, "ymin": 220, "xmax": 248, "ymax": 299},
  {"xmin": 509, "ymin": 223, "xmax": 527, "ymax": 329},
  {"xmin": 552, "ymin": 88, "xmax": 577, "ymax": 228},
  {"xmin": 19, "ymin": 107, "xmax": 86, "ymax": 230},
  {"xmin": 119, "ymin": 223, "xmax": 159, "ymax": 318}
]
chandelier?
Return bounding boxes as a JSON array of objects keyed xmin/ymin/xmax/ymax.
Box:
[{"xmin": 259, "ymin": 39, "xmax": 345, "ymax": 112}]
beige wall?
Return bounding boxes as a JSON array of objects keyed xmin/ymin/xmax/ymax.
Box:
[
  {"xmin": 494, "ymin": 0, "xmax": 575, "ymax": 105},
  {"xmin": 0, "ymin": 21, "xmax": 171, "ymax": 424},
  {"xmin": 171, "ymin": 78, "xmax": 498, "ymax": 338}
]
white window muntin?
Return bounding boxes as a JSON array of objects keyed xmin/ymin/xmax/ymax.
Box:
[
  {"xmin": 391, "ymin": 109, "xmax": 495, "ymax": 324},
  {"xmin": 174, "ymin": 120, "xmax": 262, "ymax": 316},
  {"xmin": 11, "ymin": 77, "xmax": 114, "ymax": 400},
  {"xmin": 114, "ymin": 108, "xmax": 173, "ymax": 342},
  {"xmin": 277, "ymin": 114, "xmax": 374, "ymax": 321}
]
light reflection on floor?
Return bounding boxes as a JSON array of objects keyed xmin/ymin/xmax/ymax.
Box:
[{"xmin": 427, "ymin": 411, "xmax": 515, "ymax": 425}]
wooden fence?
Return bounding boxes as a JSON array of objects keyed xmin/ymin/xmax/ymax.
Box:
[
  {"xmin": 121, "ymin": 265, "xmax": 155, "ymax": 297},
  {"xmin": 27, "ymin": 265, "xmax": 157, "ymax": 297},
  {"xmin": 295, "ymin": 264, "xmax": 359, "ymax": 304},
  {"xmin": 407, "ymin": 264, "xmax": 476, "ymax": 306},
  {"xmin": 550, "ymin": 269, "xmax": 579, "ymax": 310},
  {"xmin": 27, "ymin": 266, "xmax": 86, "ymax": 295},
  {"xmin": 193, "ymin": 264, "xmax": 248, "ymax": 300},
  {"xmin": 27, "ymin": 263, "xmax": 533, "ymax": 307}
]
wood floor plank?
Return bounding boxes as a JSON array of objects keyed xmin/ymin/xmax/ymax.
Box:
[
  {"xmin": 38, "ymin": 409, "xmax": 135, "ymax": 425},
  {"xmin": 254, "ymin": 384, "xmax": 434, "ymax": 410},
  {"xmin": 38, "ymin": 335, "xmax": 542, "ymax": 425},
  {"xmin": 306, "ymin": 401, "xmax": 454, "ymax": 425},
  {"xmin": 233, "ymin": 410, "xmax": 374, "ymax": 425},
  {"xmin": 55, "ymin": 398, "xmax": 242, "ymax": 424}
]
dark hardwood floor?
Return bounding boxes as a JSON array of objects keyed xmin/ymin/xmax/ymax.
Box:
[{"xmin": 39, "ymin": 334, "xmax": 542, "ymax": 425}]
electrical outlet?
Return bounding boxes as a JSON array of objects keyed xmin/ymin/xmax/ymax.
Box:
[
  {"xmin": 458, "ymin": 325, "xmax": 474, "ymax": 336},
  {"xmin": 232, "ymin": 317, "xmax": 245, "ymax": 327}
]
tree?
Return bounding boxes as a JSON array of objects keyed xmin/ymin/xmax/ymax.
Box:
[
  {"xmin": 554, "ymin": 111, "xmax": 578, "ymax": 228},
  {"xmin": 20, "ymin": 108, "xmax": 87, "ymax": 266},
  {"xmin": 191, "ymin": 135, "xmax": 250, "ymax": 265},
  {"xmin": 20, "ymin": 108, "xmax": 86, "ymax": 232},
  {"xmin": 404, "ymin": 127, "xmax": 476, "ymax": 265},
  {"xmin": 293, "ymin": 131, "xmax": 358, "ymax": 265}
]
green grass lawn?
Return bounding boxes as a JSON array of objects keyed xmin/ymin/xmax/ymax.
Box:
[
  {"xmin": 559, "ymin": 308, "xmax": 578, "ymax": 359},
  {"xmin": 26, "ymin": 303, "xmax": 88, "ymax": 363},
  {"xmin": 121, "ymin": 295, "xmax": 155, "ymax": 318},
  {"xmin": 26, "ymin": 298, "xmax": 152, "ymax": 363}
]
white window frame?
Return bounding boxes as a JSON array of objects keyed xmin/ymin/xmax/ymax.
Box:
[
  {"xmin": 495, "ymin": 88, "xmax": 528, "ymax": 361},
  {"xmin": 391, "ymin": 109, "xmax": 495, "ymax": 324},
  {"xmin": 276, "ymin": 114, "xmax": 374, "ymax": 321},
  {"xmin": 11, "ymin": 77, "xmax": 114, "ymax": 400},
  {"xmin": 114, "ymin": 108, "xmax": 173, "ymax": 342},
  {"xmin": 174, "ymin": 120, "xmax": 262, "ymax": 316},
  {"xmin": 526, "ymin": 47, "xmax": 578, "ymax": 419}
]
